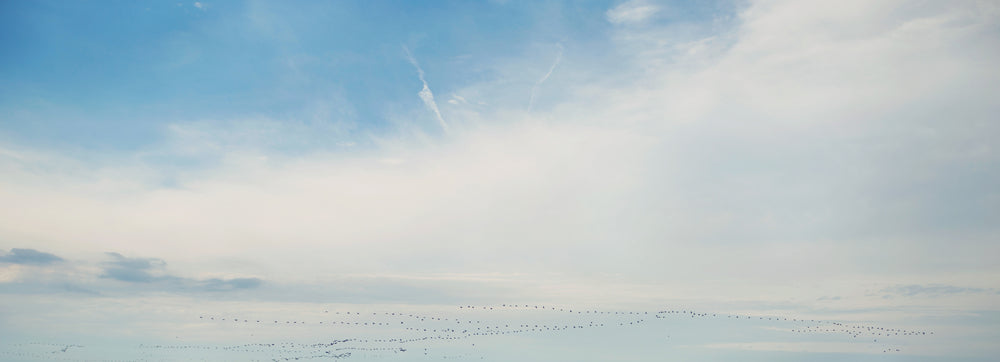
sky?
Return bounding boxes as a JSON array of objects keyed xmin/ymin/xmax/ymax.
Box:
[{"xmin": 1, "ymin": 0, "xmax": 999, "ymax": 360}]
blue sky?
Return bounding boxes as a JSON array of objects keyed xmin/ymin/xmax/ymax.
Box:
[
  {"xmin": 1, "ymin": 0, "xmax": 999, "ymax": 361},
  {"xmin": 1, "ymin": 0, "xmax": 623, "ymax": 149},
  {"xmin": 1, "ymin": 1, "xmax": 733, "ymax": 151}
]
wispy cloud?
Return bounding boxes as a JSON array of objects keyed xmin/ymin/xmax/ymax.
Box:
[
  {"xmin": 403, "ymin": 46, "xmax": 450, "ymax": 134},
  {"xmin": 528, "ymin": 44, "xmax": 563, "ymax": 112},
  {"xmin": 880, "ymin": 284, "xmax": 993, "ymax": 298},
  {"xmin": 202, "ymin": 277, "xmax": 263, "ymax": 291},
  {"xmin": 606, "ymin": 0, "xmax": 660, "ymax": 25},
  {"xmin": 704, "ymin": 342, "xmax": 886, "ymax": 355}
]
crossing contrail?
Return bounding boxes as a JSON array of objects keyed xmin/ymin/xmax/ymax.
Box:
[
  {"xmin": 403, "ymin": 46, "xmax": 450, "ymax": 134},
  {"xmin": 529, "ymin": 44, "xmax": 563, "ymax": 112}
]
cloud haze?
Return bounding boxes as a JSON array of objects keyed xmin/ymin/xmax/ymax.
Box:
[{"xmin": 0, "ymin": 1, "xmax": 995, "ymax": 304}]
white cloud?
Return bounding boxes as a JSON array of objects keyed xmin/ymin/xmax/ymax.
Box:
[
  {"xmin": 606, "ymin": 0, "xmax": 660, "ymax": 25},
  {"xmin": 0, "ymin": 265, "xmax": 21, "ymax": 283},
  {"xmin": 448, "ymin": 94, "xmax": 468, "ymax": 105}
]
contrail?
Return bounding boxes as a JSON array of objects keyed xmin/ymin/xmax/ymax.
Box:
[
  {"xmin": 403, "ymin": 46, "xmax": 450, "ymax": 134},
  {"xmin": 528, "ymin": 44, "xmax": 563, "ymax": 112}
]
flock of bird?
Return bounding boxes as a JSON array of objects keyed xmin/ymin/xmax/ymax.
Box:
[{"xmin": 1, "ymin": 303, "xmax": 932, "ymax": 361}]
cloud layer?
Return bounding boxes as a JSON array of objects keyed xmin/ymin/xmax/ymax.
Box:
[{"xmin": 0, "ymin": 0, "xmax": 996, "ymax": 313}]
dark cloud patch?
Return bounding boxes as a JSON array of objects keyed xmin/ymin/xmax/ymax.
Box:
[
  {"xmin": 0, "ymin": 248, "xmax": 64, "ymax": 265},
  {"xmin": 98, "ymin": 252, "xmax": 262, "ymax": 292},
  {"xmin": 104, "ymin": 252, "xmax": 165, "ymax": 271},
  {"xmin": 60, "ymin": 283, "xmax": 101, "ymax": 296},
  {"xmin": 881, "ymin": 284, "xmax": 991, "ymax": 297},
  {"xmin": 99, "ymin": 252, "xmax": 172, "ymax": 283},
  {"xmin": 101, "ymin": 267, "xmax": 160, "ymax": 283}
]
